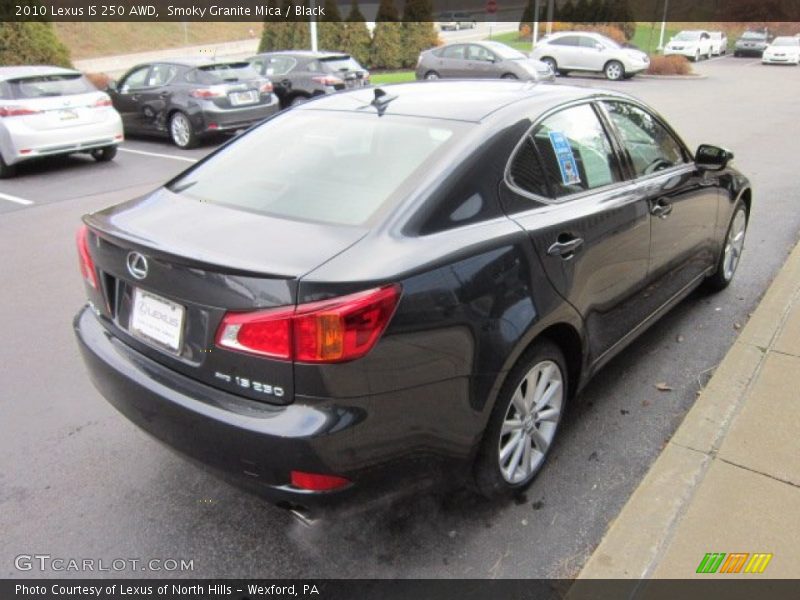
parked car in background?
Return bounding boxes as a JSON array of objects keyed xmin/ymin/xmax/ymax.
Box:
[
  {"xmin": 107, "ymin": 58, "xmax": 279, "ymax": 149},
  {"xmin": 0, "ymin": 66, "xmax": 122, "ymax": 178},
  {"xmin": 417, "ymin": 41, "xmax": 555, "ymax": 81},
  {"xmin": 663, "ymin": 30, "xmax": 713, "ymax": 61},
  {"xmin": 436, "ymin": 12, "xmax": 477, "ymax": 31},
  {"xmin": 761, "ymin": 36, "xmax": 800, "ymax": 65},
  {"xmin": 734, "ymin": 30, "xmax": 771, "ymax": 57},
  {"xmin": 530, "ymin": 32, "xmax": 650, "ymax": 80},
  {"xmin": 74, "ymin": 81, "xmax": 750, "ymax": 512},
  {"xmin": 249, "ymin": 51, "xmax": 369, "ymax": 109},
  {"xmin": 709, "ymin": 31, "xmax": 728, "ymax": 55}
]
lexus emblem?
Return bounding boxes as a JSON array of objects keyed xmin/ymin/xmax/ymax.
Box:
[{"xmin": 126, "ymin": 252, "xmax": 149, "ymax": 280}]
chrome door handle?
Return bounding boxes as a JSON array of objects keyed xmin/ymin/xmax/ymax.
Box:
[{"xmin": 547, "ymin": 236, "xmax": 584, "ymax": 258}]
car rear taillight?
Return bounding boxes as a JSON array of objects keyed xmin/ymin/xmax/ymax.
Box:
[
  {"xmin": 190, "ymin": 87, "xmax": 226, "ymax": 99},
  {"xmin": 312, "ymin": 75, "xmax": 344, "ymax": 86},
  {"xmin": 76, "ymin": 225, "xmax": 98, "ymax": 289},
  {"xmin": 290, "ymin": 470, "xmax": 351, "ymax": 491},
  {"xmin": 0, "ymin": 105, "xmax": 40, "ymax": 117},
  {"xmin": 216, "ymin": 285, "xmax": 401, "ymax": 363},
  {"xmin": 93, "ymin": 96, "xmax": 112, "ymax": 107},
  {"xmin": 259, "ymin": 82, "xmax": 274, "ymax": 94}
]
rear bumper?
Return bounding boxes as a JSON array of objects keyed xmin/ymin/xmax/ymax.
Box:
[
  {"xmin": 196, "ymin": 95, "xmax": 280, "ymax": 133},
  {"xmin": 0, "ymin": 110, "xmax": 123, "ymax": 165},
  {"xmin": 74, "ymin": 306, "xmax": 473, "ymax": 510}
]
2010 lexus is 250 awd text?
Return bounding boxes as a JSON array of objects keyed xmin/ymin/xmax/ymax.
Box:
[{"xmin": 73, "ymin": 81, "xmax": 750, "ymax": 513}]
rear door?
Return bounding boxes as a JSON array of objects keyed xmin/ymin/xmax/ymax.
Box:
[
  {"xmin": 440, "ymin": 45, "xmax": 471, "ymax": 77},
  {"xmin": 600, "ymin": 100, "xmax": 720, "ymax": 303},
  {"xmin": 502, "ymin": 102, "xmax": 652, "ymax": 363}
]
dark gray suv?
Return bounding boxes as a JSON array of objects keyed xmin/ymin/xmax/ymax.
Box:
[{"xmin": 249, "ymin": 51, "xmax": 370, "ymax": 109}]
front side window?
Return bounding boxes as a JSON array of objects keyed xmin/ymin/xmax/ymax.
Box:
[
  {"xmin": 264, "ymin": 56, "xmax": 296, "ymax": 76},
  {"xmin": 468, "ymin": 45, "xmax": 495, "ymax": 62},
  {"xmin": 120, "ymin": 66, "xmax": 150, "ymax": 91},
  {"xmin": 148, "ymin": 64, "xmax": 177, "ymax": 87},
  {"xmin": 602, "ymin": 101, "xmax": 687, "ymax": 178}
]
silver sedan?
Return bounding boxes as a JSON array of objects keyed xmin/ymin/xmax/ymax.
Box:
[
  {"xmin": 0, "ymin": 66, "xmax": 123, "ymax": 178},
  {"xmin": 416, "ymin": 41, "xmax": 555, "ymax": 82}
]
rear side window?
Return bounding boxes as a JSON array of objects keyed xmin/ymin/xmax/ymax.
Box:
[
  {"xmin": 169, "ymin": 112, "xmax": 466, "ymax": 226},
  {"xmin": 442, "ymin": 45, "xmax": 467, "ymax": 59},
  {"xmin": 7, "ymin": 74, "xmax": 96, "ymax": 99},
  {"xmin": 602, "ymin": 101, "xmax": 687, "ymax": 178},
  {"xmin": 193, "ymin": 63, "xmax": 259, "ymax": 84}
]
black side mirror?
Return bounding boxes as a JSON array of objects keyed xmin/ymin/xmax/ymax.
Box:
[{"xmin": 696, "ymin": 144, "xmax": 734, "ymax": 171}]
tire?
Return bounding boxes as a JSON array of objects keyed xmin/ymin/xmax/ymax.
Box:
[
  {"xmin": 473, "ymin": 339, "xmax": 568, "ymax": 498},
  {"xmin": 501, "ymin": 73, "xmax": 518, "ymax": 80},
  {"xmin": 694, "ymin": 50, "xmax": 701, "ymax": 62},
  {"xmin": 734, "ymin": 51, "xmax": 741, "ymax": 57},
  {"xmin": 0, "ymin": 154, "xmax": 17, "ymax": 179},
  {"xmin": 540, "ymin": 57, "xmax": 558, "ymax": 75},
  {"xmin": 91, "ymin": 145, "xmax": 117, "ymax": 162},
  {"xmin": 169, "ymin": 111, "xmax": 198, "ymax": 149},
  {"xmin": 424, "ymin": 71, "xmax": 440, "ymax": 80},
  {"xmin": 705, "ymin": 200, "xmax": 747, "ymax": 292},
  {"xmin": 604, "ymin": 60, "xmax": 625, "ymax": 81}
]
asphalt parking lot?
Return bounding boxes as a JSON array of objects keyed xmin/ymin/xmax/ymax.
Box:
[{"xmin": 2, "ymin": 55, "xmax": 799, "ymax": 579}]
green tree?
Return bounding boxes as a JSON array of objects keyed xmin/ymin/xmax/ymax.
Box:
[
  {"xmin": 318, "ymin": 0, "xmax": 346, "ymax": 50},
  {"xmin": 573, "ymin": 0, "xmax": 592, "ymax": 21},
  {"xmin": 370, "ymin": 0, "xmax": 402, "ymax": 69},
  {"xmin": 400, "ymin": 0, "xmax": 437, "ymax": 68},
  {"xmin": 340, "ymin": 1, "xmax": 372, "ymax": 65},
  {"xmin": 519, "ymin": 0, "xmax": 538, "ymax": 31},
  {"xmin": 558, "ymin": 0, "xmax": 576, "ymax": 21},
  {"xmin": 0, "ymin": 22, "xmax": 71, "ymax": 67},
  {"xmin": 258, "ymin": 0, "xmax": 284, "ymax": 52}
]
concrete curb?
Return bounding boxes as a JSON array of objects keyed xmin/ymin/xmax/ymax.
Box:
[
  {"xmin": 637, "ymin": 73, "xmax": 707, "ymax": 80},
  {"xmin": 574, "ymin": 239, "xmax": 800, "ymax": 580}
]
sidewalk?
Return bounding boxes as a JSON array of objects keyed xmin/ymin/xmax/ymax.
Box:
[{"xmin": 577, "ymin": 239, "xmax": 800, "ymax": 579}]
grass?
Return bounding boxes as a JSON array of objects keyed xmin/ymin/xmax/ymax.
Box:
[
  {"xmin": 55, "ymin": 22, "xmax": 257, "ymax": 60},
  {"xmin": 370, "ymin": 70, "xmax": 416, "ymax": 85},
  {"xmin": 487, "ymin": 30, "xmax": 532, "ymax": 53},
  {"xmin": 632, "ymin": 22, "xmax": 680, "ymax": 54}
]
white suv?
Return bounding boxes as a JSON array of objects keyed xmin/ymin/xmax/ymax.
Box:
[
  {"xmin": 531, "ymin": 32, "xmax": 650, "ymax": 81},
  {"xmin": 664, "ymin": 30, "xmax": 714, "ymax": 61}
]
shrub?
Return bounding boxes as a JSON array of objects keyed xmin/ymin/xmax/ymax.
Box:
[
  {"xmin": 646, "ymin": 55, "xmax": 692, "ymax": 76},
  {"xmin": 0, "ymin": 22, "xmax": 72, "ymax": 68},
  {"xmin": 85, "ymin": 72, "xmax": 112, "ymax": 90},
  {"xmin": 370, "ymin": 22, "xmax": 404, "ymax": 70},
  {"xmin": 340, "ymin": 1, "xmax": 372, "ymax": 65},
  {"xmin": 318, "ymin": 0, "xmax": 345, "ymax": 51}
]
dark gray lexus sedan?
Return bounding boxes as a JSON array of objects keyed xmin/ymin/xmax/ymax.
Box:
[{"xmin": 74, "ymin": 81, "xmax": 750, "ymax": 514}]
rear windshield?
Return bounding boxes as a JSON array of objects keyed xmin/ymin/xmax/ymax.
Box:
[
  {"xmin": 674, "ymin": 31, "xmax": 702, "ymax": 41},
  {"xmin": 772, "ymin": 37, "xmax": 799, "ymax": 46},
  {"xmin": 741, "ymin": 31, "xmax": 766, "ymax": 39},
  {"xmin": 193, "ymin": 63, "xmax": 260, "ymax": 84},
  {"xmin": 319, "ymin": 56, "xmax": 364, "ymax": 73},
  {"xmin": 6, "ymin": 74, "xmax": 96, "ymax": 99},
  {"xmin": 483, "ymin": 42, "xmax": 527, "ymax": 60},
  {"xmin": 168, "ymin": 111, "xmax": 465, "ymax": 226}
]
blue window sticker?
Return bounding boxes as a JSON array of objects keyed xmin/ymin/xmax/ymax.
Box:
[{"xmin": 548, "ymin": 131, "xmax": 581, "ymax": 185}]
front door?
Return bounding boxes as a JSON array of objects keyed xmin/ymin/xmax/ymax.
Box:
[
  {"xmin": 600, "ymin": 100, "xmax": 720, "ymax": 302},
  {"xmin": 111, "ymin": 65, "xmax": 152, "ymax": 133}
]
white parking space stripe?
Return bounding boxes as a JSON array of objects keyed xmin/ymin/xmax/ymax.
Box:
[
  {"xmin": 0, "ymin": 191, "xmax": 34, "ymax": 205},
  {"xmin": 119, "ymin": 147, "xmax": 198, "ymax": 163}
]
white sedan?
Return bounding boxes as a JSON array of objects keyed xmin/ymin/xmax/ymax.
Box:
[
  {"xmin": 762, "ymin": 36, "xmax": 800, "ymax": 65},
  {"xmin": 0, "ymin": 66, "xmax": 123, "ymax": 178}
]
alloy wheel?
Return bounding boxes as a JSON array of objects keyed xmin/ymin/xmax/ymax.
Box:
[
  {"xmin": 498, "ymin": 360, "xmax": 563, "ymax": 484},
  {"xmin": 605, "ymin": 61, "xmax": 623, "ymax": 80},
  {"xmin": 170, "ymin": 113, "xmax": 192, "ymax": 148},
  {"xmin": 722, "ymin": 209, "xmax": 747, "ymax": 281}
]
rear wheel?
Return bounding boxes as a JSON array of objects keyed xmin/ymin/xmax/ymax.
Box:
[
  {"xmin": 604, "ymin": 60, "xmax": 625, "ymax": 80},
  {"xmin": 169, "ymin": 111, "xmax": 198, "ymax": 149},
  {"xmin": 706, "ymin": 200, "xmax": 747, "ymax": 291},
  {"xmin": 91, "ymin": 145, "xmax": 117, "ymax": 162},
  {"xmin": 501, "ymin": 73, "xmax": 518, "ymax": 80},
  {"xmin": 0, "ymin": 154, "xmax": 16, "ymax": 179},
  {"xmin": 474, "ymin": 340, "xmax": 567, "ymax": 498},
  {"xmin": 540, "ymin": 57, "xmax": 558, "ymax": 75},
  {"xmin": 424, "ymin": 70, "xmax": 440, "ymax": 80}
]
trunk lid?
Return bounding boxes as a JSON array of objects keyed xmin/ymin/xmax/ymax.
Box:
[{"xmin": 83, "ymin": 189, "xmax": 368, "ymax": 404}]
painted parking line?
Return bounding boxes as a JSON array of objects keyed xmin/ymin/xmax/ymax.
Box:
[
  {"xmin": 118, "ymin": 147, "xmax": 198, "ymax": 163},
  {"xmin": 0, "ymin": 191, "xmax": 33, "ymax": 206}
]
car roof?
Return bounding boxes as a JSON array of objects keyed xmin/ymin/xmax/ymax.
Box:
[
  {"xmin": 136, "ymin": 57, "xmax": 252, "ymax": 68},
  {"xmin": 253, "ymin": 51, "xmax": 350, "ymax": 59},
  {"xmin": 296, "ymin": 80, "xmax": 631, "ymax": 123},
  {"xmin": 0, "ymin": 65, "xmax": 80, "ymax": 81}
]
